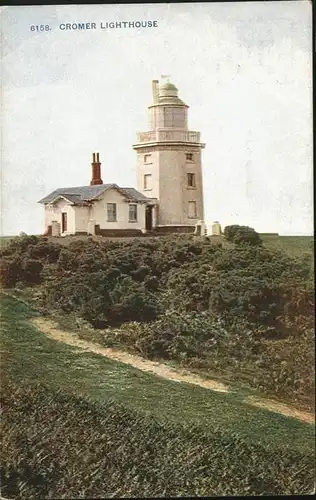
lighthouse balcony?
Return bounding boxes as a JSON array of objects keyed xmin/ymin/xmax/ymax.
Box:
[{"xmin": 134, "ymin": 130, "xmax": 202, "ymax": 145}]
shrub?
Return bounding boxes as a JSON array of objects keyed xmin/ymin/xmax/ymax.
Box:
[
  {"xmin": 20, "ymin": 259, "xmax": 43, "ymax": 285},
  {"xmin": 224, "ymin": 225, "xmax": 262, "ymax": 246},
  {"xmin": 0, "ymin": 257, "xmax": 23, "ymax": 287},
  {"xmin": 1, "ymin": 234, "xmax": 39, "ymax": 255}
]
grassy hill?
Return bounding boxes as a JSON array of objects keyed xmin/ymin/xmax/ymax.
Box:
[
  {"xmin": 1, "ymin": 233, "xmax": 314, "ymax": 407},
  {"xmin": 261, "ymin": 235, "xmax": 314, "ymax": 257},
  {"xmin": 2, "ymin": 295, "xmax": 313, "ymax": 450},
  {"xmin": 1, "ymin": 232, "xmax": 314, "ymax": 497},
  {"xmin": 1, "ymin": 294, "xmax": 315, "ymax": 498}
]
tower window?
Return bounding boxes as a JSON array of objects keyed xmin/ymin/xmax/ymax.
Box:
[
  {"xmin": 128, "ymin": 204, "xmax": 138, "ymax": 222},
  {"xmin": 188, "ymin": 201, "xmax": 197, "ymax": 219},
  {"xmin": 144, "ymin": 174, "xmax": 152, "ymax": 190},
  {"xmin": 163, "ymin": 107, "xmax": 173, "ymax": 127},
  {"xmin": 144, "ymin": 154, "xmax": 151, "ymax": 163},
  {"xmin": 187, "ymin": 173, "xmax": 196, "ymax": 187},
  {"xmin": 163, "ymin": 107, "xmax": 185, "ymax": 128},
  {"xmin": 107, "ymin": 203, "xmax": 117, "ymax": 222},
  {"xmin": 186, "ymin": 153, "xmax": 193, "ymax": 161}
]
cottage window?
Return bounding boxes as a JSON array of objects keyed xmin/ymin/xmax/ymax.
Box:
[
  {"xmin": 129, "ymin": 204, "xmax": 138, "ymax": 222},
  {"xmin": 188, "ymin": 201, "xmax": 197, "ymax": 218},
  {"xmin": 187, "ymin": 173, "xmax": 196, "ymax": 187},
  {"xmin": 186, "ymin": 153, "xmax": 193, "ymax": 161},
  {"xmin": 107, "ymin": 203, "xmax": 117, "ymax": 222},
  {"xmin": 144, "ymin": 174, "xmax": 152, "ymax": 190}
]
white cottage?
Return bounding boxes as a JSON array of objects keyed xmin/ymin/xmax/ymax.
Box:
[{"xmin": 38, "ymin": 153, "xmax": 158, "ymax": 237}]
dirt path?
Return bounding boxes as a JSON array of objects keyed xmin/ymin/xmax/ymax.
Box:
[
  {"xmin": 245, "ymin": 396, "xmax": 315, "ymax": 423},
  {"xmin": 31, "ymin": 317, "xmax": 315, "ymax": 424},
  {"xmin": 32, "ymin": 317, "xmax": 229, "ymax": 393}
]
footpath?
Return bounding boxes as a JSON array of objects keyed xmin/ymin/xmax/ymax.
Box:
[{"xmin": 32, "ymin": 315, "xmax": 315, "ymax": 425}]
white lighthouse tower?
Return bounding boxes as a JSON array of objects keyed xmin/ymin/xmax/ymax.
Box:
[{"xmin": 133, "ymin": 78, "xmax": 205, "ymax": 232}]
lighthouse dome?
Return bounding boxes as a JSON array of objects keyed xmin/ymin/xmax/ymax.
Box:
[{"xmin": 159, "ymin": 81, "xmax": 178, "ymax": 97}]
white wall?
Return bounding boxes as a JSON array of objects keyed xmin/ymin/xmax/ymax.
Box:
[
  {"xmin": 91, "ymin": 189, "xmax": 147, "ymax": 230},
  {"xmin": 136, "ymin": 147, "xmax": 204, "ymax": 225},
  {"xmin": 44, "ymin": 198, "xmax": 75, "ymax": 234},
  {"xmin": 149, "ymin": 106, "xmax": 188, "ymax": 130},
  {"xmin": 158, "ymin": 148, "xmax": 184, "ymax": 225},
  {"xmin": 181, "ymin": 149, "xmax": 204, "ymax": 224},
  {"xmin": 136, "ymin": 149, "xmax": 160, "ymax": 201},
  {"xmin": 44, "ymin": 190, "xmax": 148, "ymax": 234},
  {"xmin": 74, "ymin": 206, "xmax": 90, "ymax": 232}
]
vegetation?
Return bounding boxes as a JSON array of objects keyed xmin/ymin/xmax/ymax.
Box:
[
  {"xmin": 1, "ymin": 295, "xmax": 315, "ymax": 498},
  {"xmin": 224, "ymin": 224, "xmax": 262, "ymax": 246},
  {"xmin": 2, "ymin": 380, "xmax": 314, "ymax": 499},
  {"xmin": 1, "ymin": 232, "xmax": 314, "ymax": 409},
  {"xmin": 261, "ymin": 234, "xmax": 314, "ymax": 257}
]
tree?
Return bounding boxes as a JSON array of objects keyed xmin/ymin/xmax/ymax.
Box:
[
  {"xmin": 224, "ymin": 225, "xmax": 262, "ymax": 246},
  {"xmin": 0, "ymin": 257, "xmax": 22, "ymax": 287}
]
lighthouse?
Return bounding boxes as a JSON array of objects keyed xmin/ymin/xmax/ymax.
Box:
[{"xmin": 133, "ymin": 78, "xmax": 205, "ymax": 231}]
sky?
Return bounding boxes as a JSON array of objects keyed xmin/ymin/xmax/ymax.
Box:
[{"xmin": 1, "ymin": 1, "xmax": 313, "ymax": 235}]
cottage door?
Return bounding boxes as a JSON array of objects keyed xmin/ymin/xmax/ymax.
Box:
[
  {"xmin": 61, "ymin": 212, "xmax": 67, "ymax": 233},
  {"xmin": 145, "ymin": 206, "xmax": 153, "ymax": 231}
]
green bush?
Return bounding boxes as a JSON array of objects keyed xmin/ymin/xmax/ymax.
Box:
[
  {"xmin": 224, "ymin": 225, "xmax": 262, "ymax": 246},
  {"xmin": 42, "ymin": 271, "xmax": 160, "ymax": 327},
  {"xmin": 0, "ymin": 234, "xmax": 39, "ymax": 255},
  {"xmin": 0, "ymin": 257, "xmax": 23, "ymax": 287},
  {"xmin": 113, "ymin": 311, "xmax": 314, "ymax": 406}
]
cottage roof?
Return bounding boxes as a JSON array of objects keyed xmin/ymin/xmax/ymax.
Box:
[
  {"xmin": 49, "ymin": 193, "xmax": 91, "ymax": 206},
  {"xmin": 120, "ymin": 187, "xmax": 151, "ymax": 201},
  {"xmin": 38, "ymin": 184, "xmax": 151, "ymax": 205}
]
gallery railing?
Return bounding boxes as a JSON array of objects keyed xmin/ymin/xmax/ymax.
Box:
[{"xmin": 136, "ymin": 130, "xmax": 201, "ymax": 143}]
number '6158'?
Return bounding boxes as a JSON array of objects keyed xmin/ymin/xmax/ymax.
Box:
[{"xmin": 30, "ymin": 25, "xmax": 51, "ymax": 31}]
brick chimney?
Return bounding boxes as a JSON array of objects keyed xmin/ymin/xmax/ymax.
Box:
[{"xmin": 90, "ymin": 152, "xmax": 103, "ymax": 185}]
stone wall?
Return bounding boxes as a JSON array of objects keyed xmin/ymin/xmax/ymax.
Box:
[
  {"xmin": 43, "ymin": 225, "xmax": 52, "ymax": 236},
  {"xmin": 94, "ymin": 226, "xmax": 144, "ymax": 237},
  {"xmin": 153, "ymin": 225, "xmax": 195, "ymax": 234}
]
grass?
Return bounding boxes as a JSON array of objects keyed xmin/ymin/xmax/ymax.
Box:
[
  {"xmin": 261, "ymin": 235, "xmax": 314, "ymax": 257},
  {"xmin": 1, "ymin": 293, "xmax": 314, "ymax": 455},
  {"xmin": 1, "ymin": 233, "xmax": 314, "ymax": 254},
  {"xmin": 48, "ymin": 234, "xmax": 315, "ymax": 257},
  {"xmin": 0, "ymin": 236, "xmax": 15, "ymax": 248}
]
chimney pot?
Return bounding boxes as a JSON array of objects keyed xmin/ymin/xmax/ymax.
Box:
[{"xmin": 90, "ymin": 152, "xmax": 103, "ymax": 185}]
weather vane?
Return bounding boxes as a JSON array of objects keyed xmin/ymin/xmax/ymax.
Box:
[{"xmin": 161, "ymin": 74, "xmax": 171, "ymax": 82}]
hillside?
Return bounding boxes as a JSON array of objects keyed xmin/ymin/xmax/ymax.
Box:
[
  {"xmin": 1, "ymin": 295, "xmax": 315, "ymax": 498},
  {"xmin": 261, "ymin": 234, "xmax": 314, "ymax": 257},
  {"xmin": 1, "ymin": 233, "xmax": 314, "ymax": 408},
  {"xmin": 1, "ymin": 231, "xmax": 315, "ymax": 497}
]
